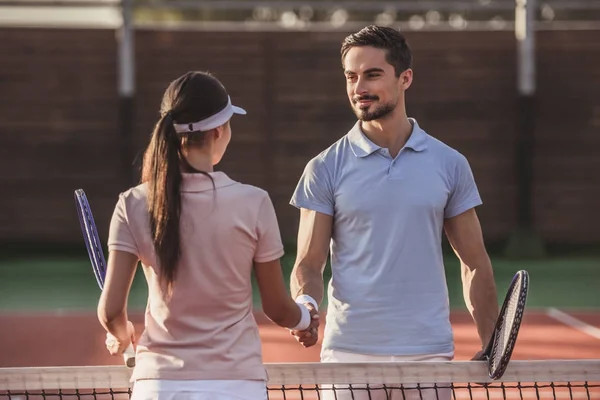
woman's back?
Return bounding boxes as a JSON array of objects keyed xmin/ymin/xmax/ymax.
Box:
[{"xmin": 109, "ymin": 171, "xmax": 283, "ymax": 381}]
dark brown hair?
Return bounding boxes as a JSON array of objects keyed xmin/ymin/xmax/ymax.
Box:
[
  {"xmin": 141, "ymin": 71, "xmax": 230, "ymax": 296},
  {"xmin": 341, "ymin": 25, "xmax": 412, "ymax": 77}
]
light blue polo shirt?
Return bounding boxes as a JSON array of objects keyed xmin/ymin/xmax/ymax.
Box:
[{"xmin": 290, "ymin": 118, "xmax": 482, "ymax": 356}]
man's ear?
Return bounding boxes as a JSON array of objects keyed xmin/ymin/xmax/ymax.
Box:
[{"xmin": 399, "ymin": 68, "xmax": 413, "ymax": 90}]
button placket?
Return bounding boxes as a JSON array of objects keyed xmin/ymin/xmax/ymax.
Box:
[{"xmin": 388, "ymin": 149, "xmax": 405, "ymax": 175}]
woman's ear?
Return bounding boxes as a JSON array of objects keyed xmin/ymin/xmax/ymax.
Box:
[{"xmin": 211, "ymin": 125, "xmax": 223, "ymax": 140}]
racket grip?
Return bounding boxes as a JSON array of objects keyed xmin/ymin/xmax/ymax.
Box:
[{"xmin": 123, "ymin": 344, "xmax": 136, "ymax": 368}]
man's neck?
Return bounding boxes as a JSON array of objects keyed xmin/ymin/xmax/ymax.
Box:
[{"xmin": 360, "ymin": 110, "xmax": 413, "ymax": 159}]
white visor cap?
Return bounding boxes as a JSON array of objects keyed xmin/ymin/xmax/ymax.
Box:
[{"xmin": 172, "ymin": 96, "xmax": 246, "ymax": 134}]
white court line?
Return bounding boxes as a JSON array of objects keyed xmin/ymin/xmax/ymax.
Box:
[{"xmin": 546, "ymin": 308, "xmax": 600, "ymax": 341}]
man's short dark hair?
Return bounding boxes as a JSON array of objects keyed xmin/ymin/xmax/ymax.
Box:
[{"xmin": 341, "ymin": 25, "xmax": 412, "ymax": 77}]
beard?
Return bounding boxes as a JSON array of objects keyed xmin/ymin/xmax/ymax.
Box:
[{"xmin": 352, "ymin": 95, "xmax": 396, "ymax": 121}]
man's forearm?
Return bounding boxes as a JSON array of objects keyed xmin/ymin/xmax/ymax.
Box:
[
  {"xmin": 291, "ymin": 263, "xmax": 325, "ymax": 307},
  {"xmin": 462, "ymin": 261, "xmax": 499, "ymax": 348}
]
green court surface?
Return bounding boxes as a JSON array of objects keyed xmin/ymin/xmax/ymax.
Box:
[{"xmin": 0, "ymin": 253, "xmax": 598, "ymax": 312}]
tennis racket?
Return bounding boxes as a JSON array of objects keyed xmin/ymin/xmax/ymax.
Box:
[
  {"xmin": 74, "ymin": 189, "xmax": 136, "ymax": 368},
  {"xmin": 482, "ymin": 269, "xmax": 529, "ymax": 380}
]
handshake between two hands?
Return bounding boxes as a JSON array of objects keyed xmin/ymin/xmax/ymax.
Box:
[
  {"xmin": 105, "ymin": 302, "xmax": 322, "ymax": 357},
  {"xmin": 289, "ymin": 303, "xmax": 320, "ymax": 348}
]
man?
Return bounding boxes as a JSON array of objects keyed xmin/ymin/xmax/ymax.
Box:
[{"xmin": 288, "ymin": 25, "xmax": 499, "ymax": 400}]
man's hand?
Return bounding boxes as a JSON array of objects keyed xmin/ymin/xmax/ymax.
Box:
[
  {"xmin": 290, "ymin": 303, "xmax": 320, "ymax": 348},
  {"xmin": 471, "ymin": 349, "xmax": 487, "ymax": 361}
]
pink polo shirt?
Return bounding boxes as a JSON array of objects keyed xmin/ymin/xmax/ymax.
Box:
[{"xmin": 107, "ymin": 171, "xmax": 284, "ymax": 382}]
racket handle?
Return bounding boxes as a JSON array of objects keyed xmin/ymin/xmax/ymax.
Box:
[{"xmin": 123, "ymin": 344, "xmax": 136, "ymax": 368}]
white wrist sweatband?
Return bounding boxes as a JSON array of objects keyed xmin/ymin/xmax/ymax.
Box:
[
  {"xmin": 290, "ymin": 303, "xmax": 311, "ymax": 331},
  {"xmin": 295, "ymin": 294, "xmax": 319, "ymax": 312}
]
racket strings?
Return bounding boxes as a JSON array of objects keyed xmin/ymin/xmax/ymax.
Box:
[{"xmin": 492, "ymin": 286, "xmax": 519, "ymax": 370}]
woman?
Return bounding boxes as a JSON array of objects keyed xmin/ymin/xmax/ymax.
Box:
[{"xmin": 97, "ymin": 71, "xmax": 317, "ymax": 400}]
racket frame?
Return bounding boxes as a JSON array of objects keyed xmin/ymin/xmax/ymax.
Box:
[
  {"xmin": 483, "ymin": 269, "xmax": 529, "ymax": 380},
  {"xmin": 74, "ymin": 189, "xmax": 136, "ymax": 368}
]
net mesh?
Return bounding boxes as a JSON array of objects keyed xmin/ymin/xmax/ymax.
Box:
[{"xmin": 1, "ymin": 360, "xmax": 599, "ymax": 400}]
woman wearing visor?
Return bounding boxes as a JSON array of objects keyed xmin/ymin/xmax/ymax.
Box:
[{"xmin": 97, "ymin": 71, "xmax": 317, "ymax": 400}]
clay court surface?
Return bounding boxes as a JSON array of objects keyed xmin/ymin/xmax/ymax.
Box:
[
  {"xmin": 1, "ymin": 256, "xmax": 598, "ymax": 368},
  {"xmin": 1, "ymin": 309, "xmax": 599, "ymax": 367}
]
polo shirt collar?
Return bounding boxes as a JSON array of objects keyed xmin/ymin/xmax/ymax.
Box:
[
  {"xmin": 181, "ymin": 171, "xmax": 237, "ymax": 192},
  {"xmin": 349, "ymin": 118, "xmax": 429, "ymax": 158}
]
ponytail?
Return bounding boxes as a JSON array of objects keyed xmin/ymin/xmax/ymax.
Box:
[{"xmin": 142, "ymin": 111, "xmax": 183, "ymax": 297}]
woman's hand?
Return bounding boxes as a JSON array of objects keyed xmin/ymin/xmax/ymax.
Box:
[{"xmin": 105, "ymin": 320, "xmax": 136, "ymax": 356}]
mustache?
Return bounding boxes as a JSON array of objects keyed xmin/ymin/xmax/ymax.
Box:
[{"xmin": 353, "ymin": 95, "xmax": 379, "ymax": 103}]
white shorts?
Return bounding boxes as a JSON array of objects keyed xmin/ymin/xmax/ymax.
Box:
[
  {"xmin": 320, "ymin": 349, "xmax": 454, "ymax": 400},
  {"xmin": 131, "ymin": 379, "xmax": 267, "ymax": 400}
]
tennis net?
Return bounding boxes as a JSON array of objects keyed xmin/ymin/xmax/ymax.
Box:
[{"xmin": 1, "ymin": 360, "xmax": 599, "ymax": 399}]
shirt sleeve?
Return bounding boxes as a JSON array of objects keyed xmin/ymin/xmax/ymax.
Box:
[
  {"xmin": 444, "ymin": 154, "xmax": 483, "ymax": 219},
  {"xmin": 289, "ymin": 155, "xmax": 335, "ymax": 216},
  {"xmin": 254, "ymin": 194, "xmax": 285, "ymax": 263},
  {"xmin": 107, "ymin": 193, "xmax": 140, "ymax": 257}
]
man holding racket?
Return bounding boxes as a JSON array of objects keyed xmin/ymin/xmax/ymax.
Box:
[{"xmin": 289, "ymin": 25, "xmax": 499, "ymax": 400}]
